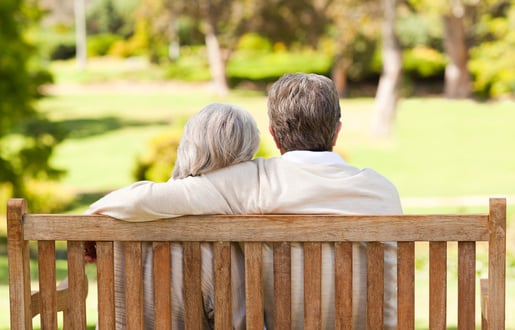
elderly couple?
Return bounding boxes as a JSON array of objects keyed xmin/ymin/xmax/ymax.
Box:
[{"xmin": 86, "ymin": 73, "xmax": 403, "ymax": 329}]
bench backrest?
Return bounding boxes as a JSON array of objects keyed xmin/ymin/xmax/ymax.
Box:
[{"xmin": 7, "ymin": 198, "xmax": 506, "ymax": 329}]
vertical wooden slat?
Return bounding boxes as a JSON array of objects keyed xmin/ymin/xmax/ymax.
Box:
[
  {"xmin": 488, "ymin": 198, "xmax": 506, "ymax": 330},
  {"xmin": 67, "ymin": 241, "xmax": 87, "ymax": 330},
  {"xmin": 38, "ymin": 240, "xmax": 57, "ymax": 329},
  {"xmin": 334, "ymin": 242, "xmax": 353, "ymax": 330},
  {"xmin": 304, "ymin": 242, "xmax": 322, "ymax": 330},
  {"xmin": 214, "ymin": 242, "xmax": 232, "ymax": 330},
  {"xmin": 458, "ymin": 241, "xmax": 476, "ymax": 329},
  {"xmin": 183, "ymin": 242, "xmax": 202, "ymax": 330},
  {"xmin": 244, "ymin": 242, "xmax": 264, "ymax": 330},
  {"xmin": 153, "ymin": 242, "xmax": 172, "ymax": 330},
  {"xmin": 397, "ymin": 242, "xmax": 415, "ymax": 329},
  {"xmin": 97, "ymin": 241, "xmax": 115, "ymax": 329},
  {"xmin": 429, "ymin": 241, "xmax": 447, "ymax": 330},
  {"xmin": 273, "ymin": 242, "xmax": 291, "ymax": 329},
  {"xmin": 367, "ymin": 242, "xmax": 384, "ymax": 328},
  {"xmin": 7, "ymin": 198, "xmax": 31, "ymax": 330},
  {"xmin": 124, "ymin": 242, "xmax": 144, "ymax": 330}
]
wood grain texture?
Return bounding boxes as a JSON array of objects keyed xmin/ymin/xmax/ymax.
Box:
[
  {"xmin": 67, "ymin": 241, "xmax": 87, "ymax": 329},
  {"xmin": 37, "ymin": 240, "xmax": 57, "ymax": 329},
  {"xmin": 153, "ymin": 242, "xmax": 172, "ymax": 330},
  {"xmin": 183, "ymin": 242, "xmax": 202, "ymax": 330},
  {"xmin": 304, "ymin": 242, "xmax": 322, "ymax": 330},
  {"xmin": 429, "ymin": 242, "xmax": 447, "ymax": 330},
  {"xmin": 23, "ymin": 213, "xmax": 489, "ymax": 242},
  {"xmin": 334, "ymin": 242, "xmax": 353, "ymax": 330},
  {"xmin": 273, "ymin": 242, "xmax": 291, "ymax": 329},
  {"xmin": 97, "ymin": 241, "xmax": 115, "ymax": 329},
  {"xmin": 244, "ymin": 242, "xmax": 264, "ymax": 330},
  {"xmin": 366, "ymin": 242, "xmax": 384, "ymax": 328},
  {"xmin": 124, "ymin": 242, "xmax": 144, "ymax": 330},
  {"xmin": 458, "ymin": 241, "xmax": 476, "ymax": 329},
  {"xmin": 214, "ymin": 242, "xmax": 232, "ymax": 330},
  {"xmin": 397, "ymin": 242, "xmax": 415, "ymax": 330}
]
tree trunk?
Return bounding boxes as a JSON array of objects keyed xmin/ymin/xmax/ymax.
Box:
[
  {"xmin": 371, "ymin": 0, "xmax": 402, "ymax": 137},
  {"xmin": 74, "ymin": 0, "xmax": 87, "ymax": 70},
  {"xmin": 443, "ymin": 5, "xmax": 471, "ymax": 99},
  {"xmin": 331, "ymin": 55, "xmax": 349, "ymax": 98},
  {"xmin": 205, "ymin": 31, "xmax": 229, "ymax": 95}
]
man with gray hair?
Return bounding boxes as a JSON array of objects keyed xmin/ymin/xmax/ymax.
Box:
[{"xmin": 88, "ymin": 73, "xmax": 402, "ymax": 329}]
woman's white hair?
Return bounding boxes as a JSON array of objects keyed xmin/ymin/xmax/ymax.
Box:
[{"xmin": 172, "ymin": 103, "xmax": 260, "ymax": 179}]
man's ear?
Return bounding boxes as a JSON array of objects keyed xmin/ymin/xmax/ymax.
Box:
[
  {"xmin": 332, "ymin": 122, "xmax": 342, "ymax": 146},
  {"xmin": 269, "ymin": 126, "xmax": 285, "ymax": 153}
]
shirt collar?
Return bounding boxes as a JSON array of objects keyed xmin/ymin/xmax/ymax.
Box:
[{"xmin": 281, "ymin": 150, "xmax": 346, "ymax": 165}]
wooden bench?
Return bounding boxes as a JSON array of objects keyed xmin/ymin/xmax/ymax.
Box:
[{"xmin": 7, "ymin": 197, "xmax": 506, "ymax": 329}]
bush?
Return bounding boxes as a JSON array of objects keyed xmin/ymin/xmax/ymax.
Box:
[
  {"xmin": 403, "ymin": 46, "xmax": 446, "ymax": 78},
  {"xmin": 87, "ymin": 33, "xmax": 123, "ymax": 57},
  {"xmin": 50, "ymin": 43, "xmax": 76, "ymax": 60},
  {"xmin": 23, "ymin": 180, "xmax": 75, "ymax": 213}
]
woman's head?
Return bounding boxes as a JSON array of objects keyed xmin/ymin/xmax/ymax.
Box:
[
  {"xmin": 172, "ymin": 103, "xmax": 260, "ymax": 179},
  {"xmin": 267, "ymin": 73, "xmax": 341, "ymax": 152}
]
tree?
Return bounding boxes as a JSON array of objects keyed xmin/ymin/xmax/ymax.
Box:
[
  {"xmin": 0, "ymin": 0, "xmax": 65, "ymax": 197},
  {"xmin": 371, "ymin": 0, "xmax": 403, "ymax": 137},
  {"xmin": 443, "ymin": 0, "xmax": 472, "ymax": 98}
]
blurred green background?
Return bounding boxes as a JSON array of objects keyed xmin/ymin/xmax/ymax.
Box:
[{"xmin": 1, "ymin": 0, "xmax": 515, "ymax": 328}]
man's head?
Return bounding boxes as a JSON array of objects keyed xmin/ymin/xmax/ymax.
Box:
[{"xmin": 267, "ymin": 73, "xmax": 341, "ymax": 154}]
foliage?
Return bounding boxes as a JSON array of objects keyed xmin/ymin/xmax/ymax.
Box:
[
  {"xmin": 87, "ymin": 33, "xmax": 123, "ymax": 57},
  {"xmin": 85, "ymin": 0, "xmax": 140, "ymax": 37},
  {"xmin": 403, "ymin": 46, "xmax": 446, "ymax": 78},
  {"xmin": 23, "ymin": 180, "xmax": 75, "ymax": 213},
  {"xmin": 0, "ymin": 0, "xmax": 66, "ymax": 197},
  {"xmin": 469, "ymin": 2, "xmax": 515, "ymax": 98}
]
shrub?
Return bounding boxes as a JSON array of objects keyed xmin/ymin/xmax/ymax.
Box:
[
  {"xmin": 87, "ymin": 33, "xmax": 123, "ymax": 57},
  {"xmin": 50, "ymin": 43, "xmax": 76, "ymax": 60},
  {"xmin": 403, "ymin": 46, "xmax": 446, "ymax": 78},
  {"xmin": 23, "ymin": 180, "xmax": 75, "ymax": 213}
]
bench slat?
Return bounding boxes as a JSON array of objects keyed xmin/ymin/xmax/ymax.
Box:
[
  {"xmin": 214, "ymin": 242, "xmax": 232, "ymax": 330},
  {"xmin": 458, "ymin": 241, "xmax": 476, "ymax": 329},
  {"xmin": 97, "ymin": 241, "xmax": 116, "ymax": 329},
  {"xmin": 273, "ymin": 242, "xmax": 291, "ymax": 329},
  {"xmin": 37, "ymin": 240, "xmax": 57, "ymax": 328},
  {"xmin": 304, "ymin": 242, "xmax": 322, "ymax": 329},
  {"xmin": 124, "ymin": 242, "xmax": 144, "ymax": 330},
  {"xmin": 429, "ymin": 242, "xmax": 447, "ymax": 330},
  {"xmin": 244, "ymin": 242, "xmax": 264, "ymax": 330},
  {"xmin": 67, "ymin": 241, "xmax": 87, "ymax": 330},
  {"xmin": 22, "ymin": 214, "xmax": 490, "ymax": 242},
  {"xmin": 153, "ymin": 242, "xmax": 172, "ymax": 330},
  {"xmin": 366, "ymin": 242, "xmax": 384, "ymax": 328},
  {"xmin": 183, "ymin": 242, "xmax": 202, "ymax": 330},
  {"xmin": 334, "ymin": 242, "xmax": 353, "ymax": 329},
  {"xmin": 397, "ymin": 241, "xmax": 415, "ymax": 329}
]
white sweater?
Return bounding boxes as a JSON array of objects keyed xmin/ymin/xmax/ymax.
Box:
[{"xmin": 87, "ymin": 152, "xmax": 403, "ymax": 329}]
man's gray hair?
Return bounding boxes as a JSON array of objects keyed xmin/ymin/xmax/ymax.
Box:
[
  {"xmin": 267, "ymin": 73, "xmax": 341, "ymax": 152},
  {"xmin": 172, "ymin": 103, "xmax": 260, "ymax": 179}
]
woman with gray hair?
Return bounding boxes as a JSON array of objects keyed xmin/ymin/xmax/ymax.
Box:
[{"xmin": 108, "ymin": 103, "xmax": 260, "ymax": 329}]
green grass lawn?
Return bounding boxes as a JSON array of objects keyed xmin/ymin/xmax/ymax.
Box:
[{"xmin": 1, "ymin": 59, "xmax": 515, "ymax": 328}]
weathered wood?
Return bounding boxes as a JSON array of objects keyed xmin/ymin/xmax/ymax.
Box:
[
  {"xmin": 397, "ymin": 242, "xmax": 415, "ymax": 329},
  {"xmin": 367, "ymin": 242, "xmax": 384, "ymax": 328},
  {"xmin": 334, "ymin": 242, "xmax": 353, "ymax": 329},
  {"xmin": 273, "ymin": 242, "xmax": 291, "ymax": 329},
  {"xmin": 124, "ymin": 242, "xmax": 144, "ymax": 330},
  {"xmin": 22, "ymin": 213, "xmax": 489, "ymax": 242},
  {"xmin": 67, "ymin": 241, "xmax": 87, "ymax": 329},
  {"xmin": 97, "ymin": 241, "xmax": 115, "ymax": 329},
  {"xmin": 244, "ymin": 242, "xmax": 264, "ymax": 330},
  {"xmin": 214, "ymin": 241, "xmax": 232, "ymax": 330},
  {"xmin": 429, "ymin": 241, "xmax": 447, "ymax": 330},
  {"xmin": 7, "ymin": 198, "xmax": 31, "ymax": 330},
  {"xmin": 6, "ymin": 198, "xmax": 506, "ymax": 330},
  {"xmin": 458, "ymin": 241, "xmax": 476, "ymax": 329},
  {"xmin": 183, "ymin": 242, "xmax": 202, "ymax": 330},
  {"xmin": 37, "ymin": 240, "xmax": 57, "ymax": 329},
  {"xmin": 488, "ymin": 198, "xmax": 506, "ymax": 329},
  {"xmin": 153, "ymin": 242, "xmax": 172, "ymax": 330},
  {"xmin": 304, "ymin": 242, "xmax": 322, "ymax": 329}
]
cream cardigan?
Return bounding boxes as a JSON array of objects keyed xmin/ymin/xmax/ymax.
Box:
[{"xmin": 87, "ymin": 153, "xmax": 403, "ymax": 329}]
